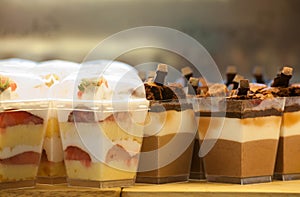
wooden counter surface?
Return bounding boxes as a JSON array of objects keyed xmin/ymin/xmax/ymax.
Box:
[
  {"xmin": 0, "ymin": 184, "xmax": 121, "ymax": 197},
  {"xmin": 122, "ymin": 180, "xmax": 300, "ymax": 197},
  {"xmin": 2, "ymin": 180, "xmax": 300, "ymax": 196}
]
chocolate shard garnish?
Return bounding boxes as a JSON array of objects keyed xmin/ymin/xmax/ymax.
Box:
[
  {"xmin": 237, "ymin": 79, "xmax": 250, "ymax": 96},
  {"xmin": 181, "ymin": 66, "xmax": 193, "ymax": 81},
  {"xmin": 187, "ymin": 77, "xmax": 199, "ymax": 95},
  {"xmin": 232, "ymin": 74, "xmax": 244, "ymax": 90},
  {"xmin": 154, "ymin": 64, "xmax": 168, "ymax": 86},
  {"xmin": 225, "ymin": 66, "xmax": 237, "ymax": 87},
  {"xmin": 271, "ymin": 66, "xmax": 293, "ymax": 88},
  {"xmin": 253, "ymin": 66, "xmax": 265, "ymax": 84}
]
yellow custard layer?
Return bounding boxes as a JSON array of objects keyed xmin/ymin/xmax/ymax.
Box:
[
  {"xmin": 0, "ymin": 164, "xmax": 38, "ymax": 182},
  {"xmin": 65, "ymin": 160, "xmax": 136, "ymax": 181},
  {"xmin": 0, "ymin": 125, "xmax": 45, "ymax": 149}
]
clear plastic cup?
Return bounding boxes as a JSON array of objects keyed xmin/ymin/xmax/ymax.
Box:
[
  {"xmin": 197, "ymin": 97, "xmax": 285, "ymax": 184},
  {"xmin": 33, "ymin": 60, "xmax": 80, "ymax": 184},
  {"xmin": 53, "ymin": 60, "xmax": 148, "ymax": 188},
  {"xmin": 274, "ymin": 96, "xmax": 300, "ymax": 180},
  {"xmin": 0, "ymin": 71, "xmax": 48, "ymax": 189}
]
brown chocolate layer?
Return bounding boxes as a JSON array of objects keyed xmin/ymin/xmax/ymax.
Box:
[
  {"xmin": 285, "ymin": 104, "xmax": 300, "ymax": 112},
  {"xmin": 137, "ymin": 133, "xmax": 194, "ymax": 180},
  {"xmin": 275, "ymin": 135, "xmax": 300, "ymax": 175},
  {"xmin": 203, "ymin": 139, "xmax": 278, "ymax": 178},
  {"xmin": 149, "ymin": 101, "xmax": 193, "ymax": 112},
  {"xmin": 196, "ymin": 108, "xmax": 282, "ymax": 118}
]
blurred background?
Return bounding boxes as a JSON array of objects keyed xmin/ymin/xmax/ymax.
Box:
[{"xmin": 1, "ymin": 0, "xmax": 299, "ymax": 82}]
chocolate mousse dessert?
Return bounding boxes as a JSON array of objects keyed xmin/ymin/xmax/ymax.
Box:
[
  {"xmin": 199, "ymin": 79, "xmax": 284, "ymax": 184},
  {"xmin": 272, "ymin": 67, "xmax": 300, "ymax": 180},
  {"xmin": 137, "ymin": 64, "xmax": 197, "ymax": 184}
]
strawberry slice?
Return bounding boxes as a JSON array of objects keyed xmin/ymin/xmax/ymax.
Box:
[
  {"xmin": 0, "ymin": 151, "xmax": 40, "ymax": 165},
  {"xmin": 65, "ymin": 146, "xmax": 91, "ymax": 167},
  {"xmin": 0, "ymin": 110, "xmax": 43, "ymax": 129},
  {"xmin": 105, "ymin": 144, "xmax": 131, "ymax": 163}
]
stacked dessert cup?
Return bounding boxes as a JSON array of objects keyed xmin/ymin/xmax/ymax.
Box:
[
  {"xmin": 272, "ymin": 67, "xmax": 300, "ymax": 180},
  {"xmin": 32, "ymin": 60, "xmax": 80, "ymax": 184},
  {"xmin": 53, "ymin": 60, "xmax": 149, "ymax": 188},
  {"xmin": 188, "ymin": 77, "xmax": 208, "ymax": 180},
  {"xmin": 196, "ymin": 79, "xmax": 285, "ymax": 184},
  {"xmin": 136, "ymin": 64, "xmax": 197, "ymax": 184},
  {"xmin": 0, "ymin": 70, "xmax": 49, "ymax": 189}
]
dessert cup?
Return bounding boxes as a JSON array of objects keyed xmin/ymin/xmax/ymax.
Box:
[
  {"xmin": 0, "ymin": 72, "xmax": 48, "ymax": 189},
  {"xmin": 56, "ymin": 99, "xmax": 148, "ymax": 188},
  {"xmin": 0, "ymin": 101, "xmax": 48, "ymax": 189},
  {"xmin": 54, "ymin": 60, "xmax": 148, "ymax": 188},
  {"xmin": 275, "ymin": 96, "xmax": 300, "ymax": 180},
  {"xmin": 198, "ymin": 97, "xmax": 284, "ymax": 184},
  {"xmin": 136, "ymin": 100, "xmax": 196, "ymax": 184},
  {"xmin": 34, "ymin": 60, "xmax": 79, "ymax": 184}
]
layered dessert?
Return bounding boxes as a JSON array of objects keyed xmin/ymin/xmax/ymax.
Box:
[
  {"xmin": 136, "ymin": 64, "xmax": 196, "ymax": 184},
  {"xmin": 0, "ymin": 73, "xmax": 48, "ymax": 189},
  {"xmin": 198, "ymin": 79, "xmax": 284, "ymax": 184},
  {"xmin": 35, "ymin": 60, "xmax": 79, "ymax": 184},
  {"xmin": 55, "ymin": 61, "xmax": 148, "ymax": 188},
  {"xmin": 272, "ymin": 67, "xmax": 300, "ymax": 180}
]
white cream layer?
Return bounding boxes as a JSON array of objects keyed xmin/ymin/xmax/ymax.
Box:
[
  {"xmin": 280, "ymin": 111, "xmax": 300, "ymax": 137},
  {"xmin": 143, "ymin": 109, "xmax": 197, "ymax": 137},
  {"xmin": 0, "ymin": 145, "xmax": 41, "ymax": 159},
  {"xmin": 198, "ymin": 116, "xmax": 282, "ymax": 143},
  {"xmin": 59, "ymin": 122, "xmax": 140, "ymax": 163},
  {"xmin": 43, "ymin": 135, "xmax": 64, "ymax": 163}
]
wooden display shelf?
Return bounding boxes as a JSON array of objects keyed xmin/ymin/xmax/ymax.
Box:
[
  {"xmin": 0, "ymin": 184, "xmax": 121, "ymax": 197},
  {"xmin": 2, "ymin": 180, "xmax": 300, "ymax": 196},
  {"xmin": 122, "ymin": 180, "xmax": 300, "ymax": 197}
]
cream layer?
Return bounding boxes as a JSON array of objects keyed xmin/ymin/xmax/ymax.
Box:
[
  {"xmin": 280, "ymin": 111, "xmax": 300, "ymax": 137},
  {"xmin": 65, "ymin": 160, "xmax": 136, "ymax": 181},
  {"xmin": 143, "ymin": 109, "xmax": 197, "ymax": 137},
  {"xmin": 59, "ymin": 122, "xmax": 141, "ymax": 163},
  {"xmin": 0, "ymin": 145, "xmax": 41, "ymax": 159},
  {"xmin": 198, "ymin": 116, "xmax": 282, "ymax": 143}
]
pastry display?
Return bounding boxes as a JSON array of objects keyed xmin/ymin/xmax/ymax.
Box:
[
  {"xmin": 0, "ymin": 72, "xmax": 48, "ymax": 189},
  {"xmin": 55, "ymin": 60, "xmax": 148, "ymax": 188},
  {"xmin": 136, "ymin": 64, "xmax": 197, "ymax": 184}
]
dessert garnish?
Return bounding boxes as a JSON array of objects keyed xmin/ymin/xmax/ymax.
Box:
[
  {"xmin": 153, "ymin": 64, "xmax": 168, "ymax": 86},
  {"xmin": 77, "ymin": 76, "xmax": 108, "ymax": 99},
  {"xmin": 0, "ymin": 75, "xmax": 17, "ymax": 93},
  {"xmin": 237, "ymin": 79, "xmax": 250, "ymax": 96},
  {"xmin": 43, "ymin": 73, "xmax": 60, "ymax": 87},
  {"xmin": 225, "ymin": 66, "xmax": 237, "ymax": 87},
  {"xmin": 253, "ymin": 66, "xmax": 265, "ymax": 84},
  {"xmin": 271, "ymin": 66, "xmax": 293, "ymax": 88},
  {"xmin": 181, "ymin": 66, "xmax": 193, "ymax": 81},
  {"xmin": 187, "ymin": 77, "xmax": 199, "ymax": 95}
]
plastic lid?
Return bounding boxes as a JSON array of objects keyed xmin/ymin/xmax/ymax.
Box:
[
  {"xmin": 0, "ymin": 70, "xmax": 47, "ymax": 101},
  {"xmin": 52, "ymin": 60, "xmax": 147, "ymax": 104}
]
